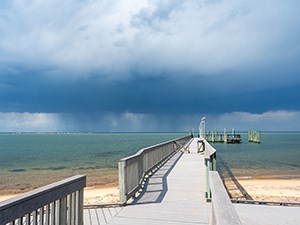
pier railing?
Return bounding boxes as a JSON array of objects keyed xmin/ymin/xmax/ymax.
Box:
[
  {"xmin": 209, "ymin": 171, "xmax": 242, "ymax": 225},
  {"xmin": 204, "ymin": 139, "xmax": 217, "ymax": 198},
  {"xmin": 0, "ymin": 175, "xmax": 86, "ymax": 225},
  {"xmin": 118, "ymin": 134, "xmax": 192, "ymax": 202},
  {"xmin": 204, "ymin": 140, "xmax": 242, "ymax": 225}
]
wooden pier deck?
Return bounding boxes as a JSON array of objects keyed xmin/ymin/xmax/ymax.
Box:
[{"xmin": 84, "ymin": 138, "xmax": 210, "ymax": 225}]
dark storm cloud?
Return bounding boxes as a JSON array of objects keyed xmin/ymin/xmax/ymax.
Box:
[
  {"xmin": 1, "ymin": 0, "xmax": 300, "ymax": 131},
  {"xmin": 1, "ymin": 68, "xmax": 299, "ymax": 116}
]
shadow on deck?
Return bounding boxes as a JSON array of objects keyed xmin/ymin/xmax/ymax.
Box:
[{"xmin": 131, "ymin": 151, "xmax": 183, "ymax": 205}]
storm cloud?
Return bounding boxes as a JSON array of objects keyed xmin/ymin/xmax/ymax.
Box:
[{"xmin": 0, "ymin": 0, "xmax": 300, "ymax": 131}]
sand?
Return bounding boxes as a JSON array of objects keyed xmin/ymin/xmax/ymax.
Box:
[
  {"xmin": 84, "ymin": 185, "xmax": 119, "ymax": 204},
  {"xmin": 0, "ymin": 185, "xmax": 120, "ymax": 205},
  {"xmin": 226, "ymin": 177, "xmax": 300, "ymax": 202},
  {"xmin": 1, "ymin": 177, "xmax": 299, "ymax": 204}
]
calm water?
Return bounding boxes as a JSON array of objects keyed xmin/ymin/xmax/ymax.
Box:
[
  {"xmin": 0, "ymin": 132, "xmax": 300, "ymax": 191},
  {"xmin": 0, "ymin": 133, "xmax": 186, "ymax": 173},
  {"xmin": 213, "ymin": 132, "xmax": 300, "ymax": 178}
]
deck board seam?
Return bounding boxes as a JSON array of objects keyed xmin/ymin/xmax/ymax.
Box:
[{"xmin": 114, "ymin": 215, "xmax": 209, "ymax": 224}]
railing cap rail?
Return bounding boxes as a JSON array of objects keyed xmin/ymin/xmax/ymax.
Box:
[
  {"xmin": 203, "ymin": 139, "xmax": 216, "ymax": 159},
  {"xmin": 119, "ymin": 134, "xmax": 191, "ymax": 162},
  {"xmin": 209, "ymin": 171, "xmax": 242, "ymax": 225}
]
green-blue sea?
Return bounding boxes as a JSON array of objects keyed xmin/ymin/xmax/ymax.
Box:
[
  {"xmin": 0, "ymin": 132, "xmax": 299, "ymax": 194},
  {"xmin": 214, "ymin": 132, "xmax": 300, "ymax": 178}
]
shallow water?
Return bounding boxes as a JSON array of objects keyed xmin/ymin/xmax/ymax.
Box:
[
  {"xmin": 213, "ymin": 132, "xmax": 300, "ymax": 178},
  {"xmin": 0, "ymin": 133, "xmax": 187, "ymax": 172},
  {"xmin": 0, "ymin": 132, "xmax": 299, "ymax": 193}
]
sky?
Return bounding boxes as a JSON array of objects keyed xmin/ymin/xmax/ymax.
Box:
[{"xmin": 0, "ymin": 0, "xmax": 300, "ymax": 132}]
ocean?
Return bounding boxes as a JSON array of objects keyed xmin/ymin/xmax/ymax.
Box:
[
  {"xmin": 0, "ymin": 132, "xmax": 299, "ymax": 194},
  {"xmin": 214, "ymin": 132, "xmax": 300, "ymax": 178}
]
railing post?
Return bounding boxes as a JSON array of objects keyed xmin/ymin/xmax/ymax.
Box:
[
  {"xmin": 212, "ymin": 154, "xmax": 217, "ymax": 171},
  {"xmin": 78, "ymin": 189, "xmax": 84, "ymax": 225},
  {"xmin": 59, "ymin": 196, "xmax": 67, "ymax": 225},
  {"xmin": 205, "ymin": 159, "xmax": 211, "ymax": 199},
  {"xmin": 119, "ymin": 160, "xmax": 127, "ymax": 202}
]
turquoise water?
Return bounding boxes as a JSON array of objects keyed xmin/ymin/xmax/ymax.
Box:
[
  {"xmin": 0, "ymin": 133, "xmax": 186, "ymax": 173},
  {"xmin": 0, "ymin": 132, "xmax": 300, "ymax": 192},
  {"xmin": 213, "ymin": 133, "xmax": 300, "ymax": 177}
]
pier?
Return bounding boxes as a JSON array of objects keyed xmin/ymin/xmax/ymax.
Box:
[
  {"xmin": 1, "ymin": 134, "xmax": 300, "ymax": 225},
  {"xmin": 205, "ymin": 130, "xmax": 242, "ymax": 144},
  {"xmin": 248, "ymin": 131, "xmax": 261, "ymax": 143}
]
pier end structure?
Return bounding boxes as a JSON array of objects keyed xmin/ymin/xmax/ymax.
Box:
[{"xmin": 248, "ymin": 130, "xmax": 261, "ymax": 143}]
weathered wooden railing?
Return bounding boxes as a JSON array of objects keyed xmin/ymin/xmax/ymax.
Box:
[
  {"xmin": 209, "ymin": 171, "xmax": 242, "ymax": 225},
  {"xmin": 118, "ymin": 135, "xmax": 192, "ymax": 202},
  {"xmin": 203, "ymin": 139, "xmax": 242, "ymax": 225},
  {"xmin": 0, "ymin": 175, "xmax": 86, "ymax": 225},
  {"xmin": 204, "ymin": 138, "xmax": 217, "ymax": 198}
]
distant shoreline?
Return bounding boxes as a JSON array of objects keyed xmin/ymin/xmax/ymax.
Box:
[
  {"xmin": 1, "ymin": 131, "xmax": 300, "ymax": 135},
  {"xmin": 0, "ymin": 131, "xmax": 189, "ymax": 134}
]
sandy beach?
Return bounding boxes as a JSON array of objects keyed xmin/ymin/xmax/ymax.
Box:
[
  {"xmin": 0, "ymin": 185, "xmax": 120, "ymax": 205},
  {"xmin": 1, "ymin": 177, "xmax": 300, "ymax": 204},
  {"xmin": 225, "ymin": 177, "xmax": 300, "ymax": 202},
  {"xmin": 0, "ymin": 168, "xmax": 120, "ymax": 205},
  {"xmin": 84, "ymin": 185, "xmax": 119, "ymax": 204}
]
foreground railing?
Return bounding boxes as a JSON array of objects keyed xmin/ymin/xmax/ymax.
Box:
[
  {"xmin": 118, "ymin": 134, "xmax": 192, "ymax": 202},
  {"xmin": 204, "ymin": 138, "xmax": 217, "ymax": 198},
  {"xmin": 203, "ymin": 140, "xmax": 242, "ymax": 225},
  {"xmin": 209, "ymin": 171, "xmax": 242, "ymax": 225},
  {"xmin": 0, "ymin": 175, "xmax": 86, "ymax": 225}
]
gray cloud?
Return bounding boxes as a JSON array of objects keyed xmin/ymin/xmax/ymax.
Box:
[
  {"xmin": 0, "ymin": 0, "xmax": 300, "ymax": 131},
  {"xmin": 1, "ymin": 0, "xmax": 300, "ymax": 80}
]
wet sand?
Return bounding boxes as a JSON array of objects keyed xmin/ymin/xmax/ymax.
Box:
[{"xmin": 0, "ymin": 168, "xmax": 118, "ymax": 194}]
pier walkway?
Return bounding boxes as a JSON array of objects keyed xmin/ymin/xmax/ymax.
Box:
[{"xmin": 84, "ymin": 138, "xmax": 210, "ymax": 225}]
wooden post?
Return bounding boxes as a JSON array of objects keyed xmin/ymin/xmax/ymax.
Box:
[
  {"xmin": 212, "ymin": 154, "xmax": 217, "ymax": 171},
  {"xmin": 50, "ymin": 202, "xmax": 56, "ymax": 225},
  {"xmin": 119, "ymin": 161, "xmax": 127, "ymax": 202},
  {"xmin": 78, "ymin": 189, "xmax": 84, "ymax": 225},
  {"xmin": 59, "ymin": 197, "xmax": 67, "ymax": 225},
  {"xmin": 205, "ymin": 159, "xmax": 211, "ymax": 199}
]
